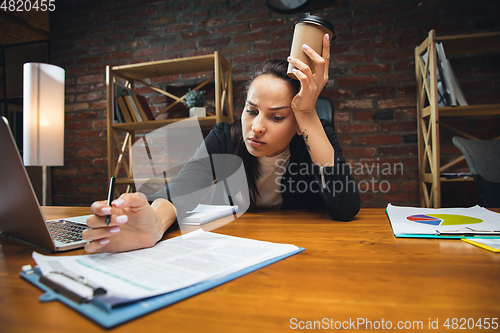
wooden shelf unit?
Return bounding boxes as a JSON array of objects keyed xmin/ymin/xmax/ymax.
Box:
[
  {"xmin": 415, "ymin": 30, "xmax": 500, "ymax": 208},
  {"xmin": 106, "ymin": 52, "xmax": 233, "ymax": 192}
]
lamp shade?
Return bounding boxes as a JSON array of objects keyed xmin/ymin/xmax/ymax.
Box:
[{"xmin": 23, "ymin": 63, "xmax": 65, "ymax": 166}]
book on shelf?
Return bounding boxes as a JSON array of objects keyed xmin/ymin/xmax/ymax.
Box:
[
  {"xmin": 423, "ymin": 51, "xmax": 449, "ymax": 107},
  {"xmin": 116, "ymin": 96, "xmax": 134, "ymax": 123},
  {"xmin": 132, "ymin": 95, "xmax": 149, "ymax": 121},
  {"xmin": 113, "ymin": 84, "xmax": 132, "ymax": 123},
  {"xmin": 125, "ymin": 95, "xmax": 143, "ymax": 122},
  {"xmin": 112, "ymin": 83, "xmax": 155, "ymax": 123},
  {"xmin": 113, "ymin": 100, "xmax": 125, "ymax": 123},
  {"xmin": 136, "ymin": 94, "xmax": 155, "ymax": 120},
  {"xmin": 448, "ymin": 61, "xmax": 468, "ymax": 106},
  {"xmin": 112, "ymin": 84, "xmax": 125, "ymax": 124},
  {"xmin": 436, "ymin": 43, "xmax": 468, "ymax": 107},
  {"xmin": 422, "ymin": 43, "xmax": 468, "ymax": 107},
  {"xmin": 435, "ymin": 43, "xmax": 452, "ymax": 106},
  {"xmin": 437, "ymin": 43, "xmax": 457, "ymax": 106}
]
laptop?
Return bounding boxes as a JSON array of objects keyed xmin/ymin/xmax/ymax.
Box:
[{"xmin": 0, "ymin": 116, "xmax": 90, "ymax": 252}]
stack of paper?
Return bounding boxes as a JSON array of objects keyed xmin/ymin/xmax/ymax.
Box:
[
  {"xmin": 386, "ymin": 204, "xmax": 500, "ymax": 238},
  {"xmin": 32, "ymin": 230, "xmax": 300, "ymax": 306},
  {"xmin": 462, "ymin": 238, "xmax": 500, "ymax": 253},
  {"xmin": 182, "ymin": 204, "xmax": 238, "ymax": 225}
]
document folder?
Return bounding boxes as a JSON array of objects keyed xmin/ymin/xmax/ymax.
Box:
[
  {"xmin": 20, "ymin": 247, "xmax": 304, "ymax": 328},
  {"xmin": 386, "ymin": 204, "xmax": 500, "ymax": 239}
]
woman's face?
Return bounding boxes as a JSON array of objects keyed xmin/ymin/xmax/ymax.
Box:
[{"xmin": 241, "ymin": 74, "xmax": 300, "ymax": 157}]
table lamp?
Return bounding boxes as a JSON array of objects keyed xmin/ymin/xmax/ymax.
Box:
[{"xmin": 23, "ymin": 63, "xmax": 65, "ymax": 206}]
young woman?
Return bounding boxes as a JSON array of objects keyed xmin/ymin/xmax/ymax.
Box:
[{"xmin": 83, "ymin": 34, "xmax": 360, "ymax": 253}]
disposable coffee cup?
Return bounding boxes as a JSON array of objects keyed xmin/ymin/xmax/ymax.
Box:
[{"xmin": 287, "ymin": 13, "xmax": 335, "ymax": 80}]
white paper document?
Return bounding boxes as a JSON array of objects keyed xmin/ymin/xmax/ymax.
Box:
[
  {"xmin": 463, "ymin": 238, "xmax": 500, "ymax": 252},
  {"xmin": 386, "ymin": 204, "xmax": 500, "ymax": 237},
  {"xmin": 182, "ymin": 204, "xmax": 238, "ymax": 225},
  {"xmin": 33, "ymin": 231, "xmax": 299, "ymax": 304}
]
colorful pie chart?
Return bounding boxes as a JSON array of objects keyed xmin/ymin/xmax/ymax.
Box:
[{"xmin": 407, "ymin": 214, "xmax": 483, "ymax": 226}]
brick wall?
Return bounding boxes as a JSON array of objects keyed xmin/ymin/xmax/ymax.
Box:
[{"xmin": 48, "ymin": 0, "xmax": 500, "ymax": 207}]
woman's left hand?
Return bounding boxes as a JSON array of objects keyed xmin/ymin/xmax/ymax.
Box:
[{"xmin": 288, "ymin": 33, "xmax": 330, "ymax": 117}]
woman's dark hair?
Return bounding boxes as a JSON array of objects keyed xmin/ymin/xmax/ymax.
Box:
[
  {"xmin": 230, "ymin": 59, "xmax": 300, "ymax": 209},
  {"xmin": 245, "ymin": 59, "xmax": 300, "ymax": 97}
]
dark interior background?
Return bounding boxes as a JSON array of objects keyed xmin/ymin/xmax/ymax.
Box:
[{"xmin": 1, "ymin": 0, "xmax": 499, "ymax": 208}]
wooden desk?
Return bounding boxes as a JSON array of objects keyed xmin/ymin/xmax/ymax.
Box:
[{"xmin": 1, "ymin": 207, "xmax": 499, "ymax": 332}]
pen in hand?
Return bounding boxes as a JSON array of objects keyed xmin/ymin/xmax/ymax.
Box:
[{"xmin": 105, "ymin": 177, "xmax": 116, "ymax": 226}]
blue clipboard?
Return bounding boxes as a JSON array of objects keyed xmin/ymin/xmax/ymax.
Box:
[{"xmin": 20, "ymin": 247, "xmax": 304, "ymax": 328}]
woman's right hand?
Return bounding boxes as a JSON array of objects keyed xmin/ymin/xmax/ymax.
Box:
[
  {"xmin": 83, "ymin": 193, "xmax": 176, "ymax": 253},
  {"xmin": 288, "ymin": 33, "xmax": 330, "ymax": 118}
]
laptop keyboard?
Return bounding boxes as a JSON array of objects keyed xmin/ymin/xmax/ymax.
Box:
[{"xmin": 46, "ymin": 220, "xmax": 89, "ymax": 244}]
